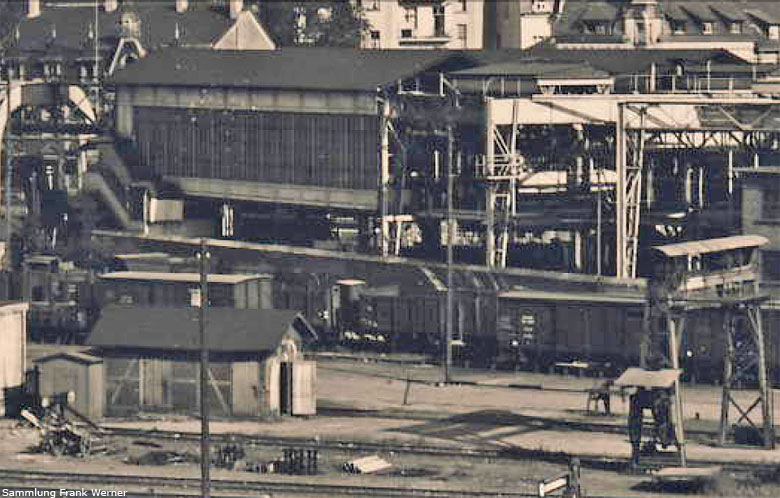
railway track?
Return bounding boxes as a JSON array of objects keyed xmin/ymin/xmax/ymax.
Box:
[
  {"xmin": 101, "ymin": 425, "xmax": 776, "ymax": 474},
  {"xmin": 0, "ymin": 468, "xmax": 540, "ymax": 497}
]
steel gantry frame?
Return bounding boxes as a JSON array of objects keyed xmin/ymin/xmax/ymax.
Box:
[
  {"xmin": 481, "ymin": 98, "xmax": 525, "ymax": 268},
  {"xmin": 650, "ymin": 236, "xmax": 774, "ymax": 451},
  {"xmin": 612, "ymin": 96, "xmax": 780, "ymax": 279},
  {"xmin": 720, "ymin": 300, "xmax": 774, "ymax": 449}
]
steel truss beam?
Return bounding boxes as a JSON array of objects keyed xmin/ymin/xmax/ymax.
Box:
[
  {"xmin": 615, "ymin": 100, "xmax": 780, "ymax": 279},
  {"xmin": 719, "ymin": 304, "xmax": 775, "ymax": 449}
]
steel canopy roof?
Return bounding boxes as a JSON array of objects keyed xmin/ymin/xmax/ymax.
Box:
[{"xmin": 652, "ymin": 235, "xmax": 769, "ymax": 258}]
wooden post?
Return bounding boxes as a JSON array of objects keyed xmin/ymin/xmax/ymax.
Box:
[{"xmin": 197, "ymin": 239, "xmax": 211, "ymax": 498}]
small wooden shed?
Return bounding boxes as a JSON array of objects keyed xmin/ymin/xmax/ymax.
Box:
[
  {"xmin": 33, "ymin": 351, "xmax": 105, "ymax": 421},
  {"xmin": 89, "ymin": 306, "xmax": 317, "ymax": 417},
  {"xmin": 0, "ymin": 302, "xmax": 28, "ymax": 416}
]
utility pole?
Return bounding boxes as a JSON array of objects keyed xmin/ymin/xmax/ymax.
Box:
[
  {"xmin": 197, "ymin": 238, "xmax": 211, "ymax": 498},
  {"xmin": 4, "ymin": 80, "xmax": 12, "ymax": 274},
  {"xmin": 445, "ymin": 124, "xmax": 454, "ymax": 383}
]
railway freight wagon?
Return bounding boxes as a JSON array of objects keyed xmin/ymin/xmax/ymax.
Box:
[{"xmin": 496, "ymin": 290, "xmax": 646, "ymax": 373}]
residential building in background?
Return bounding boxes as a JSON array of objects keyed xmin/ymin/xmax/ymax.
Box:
[
  {"xmin": 358, "ymin": 0, "xmax": 484, "ymax": 49},
  {"xmin": 486, "ymin": 0, "xmax": 563, "ymax": 49},
  {"xmin": 551, "ymin": 0, "xmax": 780, "ymax": 63}
]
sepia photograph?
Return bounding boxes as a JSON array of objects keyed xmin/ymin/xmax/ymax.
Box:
[{"xmin": 0, "ymin": 0, "xmax": 779, "ymax": 496}]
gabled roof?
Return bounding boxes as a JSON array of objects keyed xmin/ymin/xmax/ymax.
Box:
[
  {"xmin": 746, "ymin": 9, "xmax": 780, "ymax": 26},
  {"xmin": 89, "ymin": 306, "xmax": 303, "ymax": 352},
  {"xmin": 578, "ymin": 1, "xmax": 619, "ymax": 23},
  {"xmin": 3, "ymin": 3, "xmax": 233, "ymax": 58},
  {"xmin": 108, "ymin": 47, "xmax": 465, "ymax": 91},
  {"xmin": 678, "ymin": 3, "xmax": 719, "ymax": 23},
  {"xmin": 709, "ymin": 3, "xmax": 747, "ymax": 22}
]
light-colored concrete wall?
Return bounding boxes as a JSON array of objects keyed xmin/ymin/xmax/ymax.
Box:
[
  {"xmin": 0, "ymin": 303, "xmax": 28, "ymax": 417},
  {"xmin": 360, "ymin": 0, "xmax": 483, "ymax": 49},
  {"xmin": 494, "ymin": 1, "xmax": 553, "ymax": 49}
]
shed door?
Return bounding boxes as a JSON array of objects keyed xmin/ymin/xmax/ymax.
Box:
[
  {"xmin": 140, "ymin": 359, "xmax": 170, "ymax": 409},
  {"xmin": 291, "ymin": 361, "xmax": 316, "ymax": 416},
  {"xmin": 231, "ymin": 361, "xmax": 260, "ymax": 416}
]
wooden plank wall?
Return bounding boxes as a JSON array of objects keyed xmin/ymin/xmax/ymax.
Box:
[{"xmin": 134, "ymin": 107, "xmax": 379, "ymax": 191}]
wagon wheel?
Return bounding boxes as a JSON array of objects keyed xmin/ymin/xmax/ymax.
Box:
[
  {"xmin": 47, "ymin": 436, "xmax": 64, "ymax": 457},
  {"xmin": 79, "ymin": 436, "xmax": 91, "ymax": 457}
]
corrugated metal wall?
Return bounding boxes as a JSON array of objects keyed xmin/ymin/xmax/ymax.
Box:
[{"xmin": 134, "ymin": 107, "xmax": 379, "ymax": 190}]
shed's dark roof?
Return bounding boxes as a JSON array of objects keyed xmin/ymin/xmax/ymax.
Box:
[
  {"xmin": 89, "ymin": 307, "xmax": 302, "ymax": 352},
  {"xmin": 108, "ymin": 47, "xmax": 465, "ymax": 90}
]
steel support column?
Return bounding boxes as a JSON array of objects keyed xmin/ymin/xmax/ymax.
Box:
[
  {"xmin": 616, "ymin": 103, "xmax": 627, "ymax": 278},
  {"xmin": 719, "ymin": 305, "xmax": 775, "ymax": 449},
  {"xmin": 484, "ymin": 97, "xmax": 496, "ymax": 268},
  {"xmin": 379, "ymin": 97, "xmax": 391, "ymax": 258}
]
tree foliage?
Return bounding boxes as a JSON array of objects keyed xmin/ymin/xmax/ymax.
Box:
[
  {"xmin": 0, "ymin": 0, "xmax": 24, "ymax": 50},
  {"xmin": 257, "ymin": 0, "xmax": 368, "ymax": 48}
]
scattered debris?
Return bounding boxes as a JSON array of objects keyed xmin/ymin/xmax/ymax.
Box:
[
  {"xmin": 129, "ymin": 450, "xmax": 198, "ymax": 466},
  {"xmin": 21, "ymin": 408, "xmax": 105, "ymax": 457},
  {"xmin": 280, "ymin": 448, "xmax": 318, "ymax": 475},
  {"xmin": 214, "ymin": 441, "xmax": 246, "ymax": 470},
  {"xmin": 343, "ymin": 455, "xmax": 392, "ymax": 474}
]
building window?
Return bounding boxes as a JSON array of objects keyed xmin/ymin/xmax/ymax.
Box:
[
  {"xmin": 763, "ymin": 187, "xmax": 780, "ymax": 220},
  {"xmin": 434, "ymin": 4, "xmax": 446, "ymax": 37},
  {"xmin": 730, "ymin": 22, "xmax": 742, "ymax": 34},
  {"xmin": 769, "ymin": 25, "xmax": 780, "ymax": 40},
  {"xmin": 671, "ymin": 20, "xmax": 686, "ymax": 35},
  {"xmin": 702, "ymin": 22, "xmax": 713, "ymax": 34},
  {"xmin": 457, "ymin": 23, "xmax": 467, "ymax": 47},
  {"xmin": 401, "ymin": 29, "xmax": 413, "ymax": 39},
  {"xmin": 594, "ymin": 23, "xmax": 611, "ymax": 35},
  {"xmin": 404, "ymin": 6, "xmax": 418, "ymax": 28},
  {"xmin": 584, "ymin": 22, "xmax": 612, "ymax": 35},
  {"xmin": 762, "ymin": 251, "xmax": 780, "ymax": 282},
  {"xmin": 370, "ymin": 30, "xmax": 380, "ymax": 48},
  {"xmin": 532, "ymin": 0, "xmax": 550, "ymax": 12}
]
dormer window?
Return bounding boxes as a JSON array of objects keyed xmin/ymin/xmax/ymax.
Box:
[
  {"xmin": 730, "ymin": 22, "xmax": 742, "ymax": 34},
  {"xmin": 670, "ymin": 20, "xmax": 685, "ymax": 35},
  {"xmin": 702, "ymin": 22, "xmax": 713, "ymax": 35},
  {"xmin": 583, "ymin": 21, "xmax": 613, "ymax": 36}
]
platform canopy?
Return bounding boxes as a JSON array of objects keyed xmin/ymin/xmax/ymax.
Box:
[
  {"xmin": 652, "ymin": 235, "xmax": 769, "ymax": 258},
  {"xmin": 614, "ymin": 368, "xmax": 681, "ymax": 389}
]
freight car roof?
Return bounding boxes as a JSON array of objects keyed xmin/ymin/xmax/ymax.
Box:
[{"xmin": 499, "ymin": 289, "xmax": 644, "ymax": 304}]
